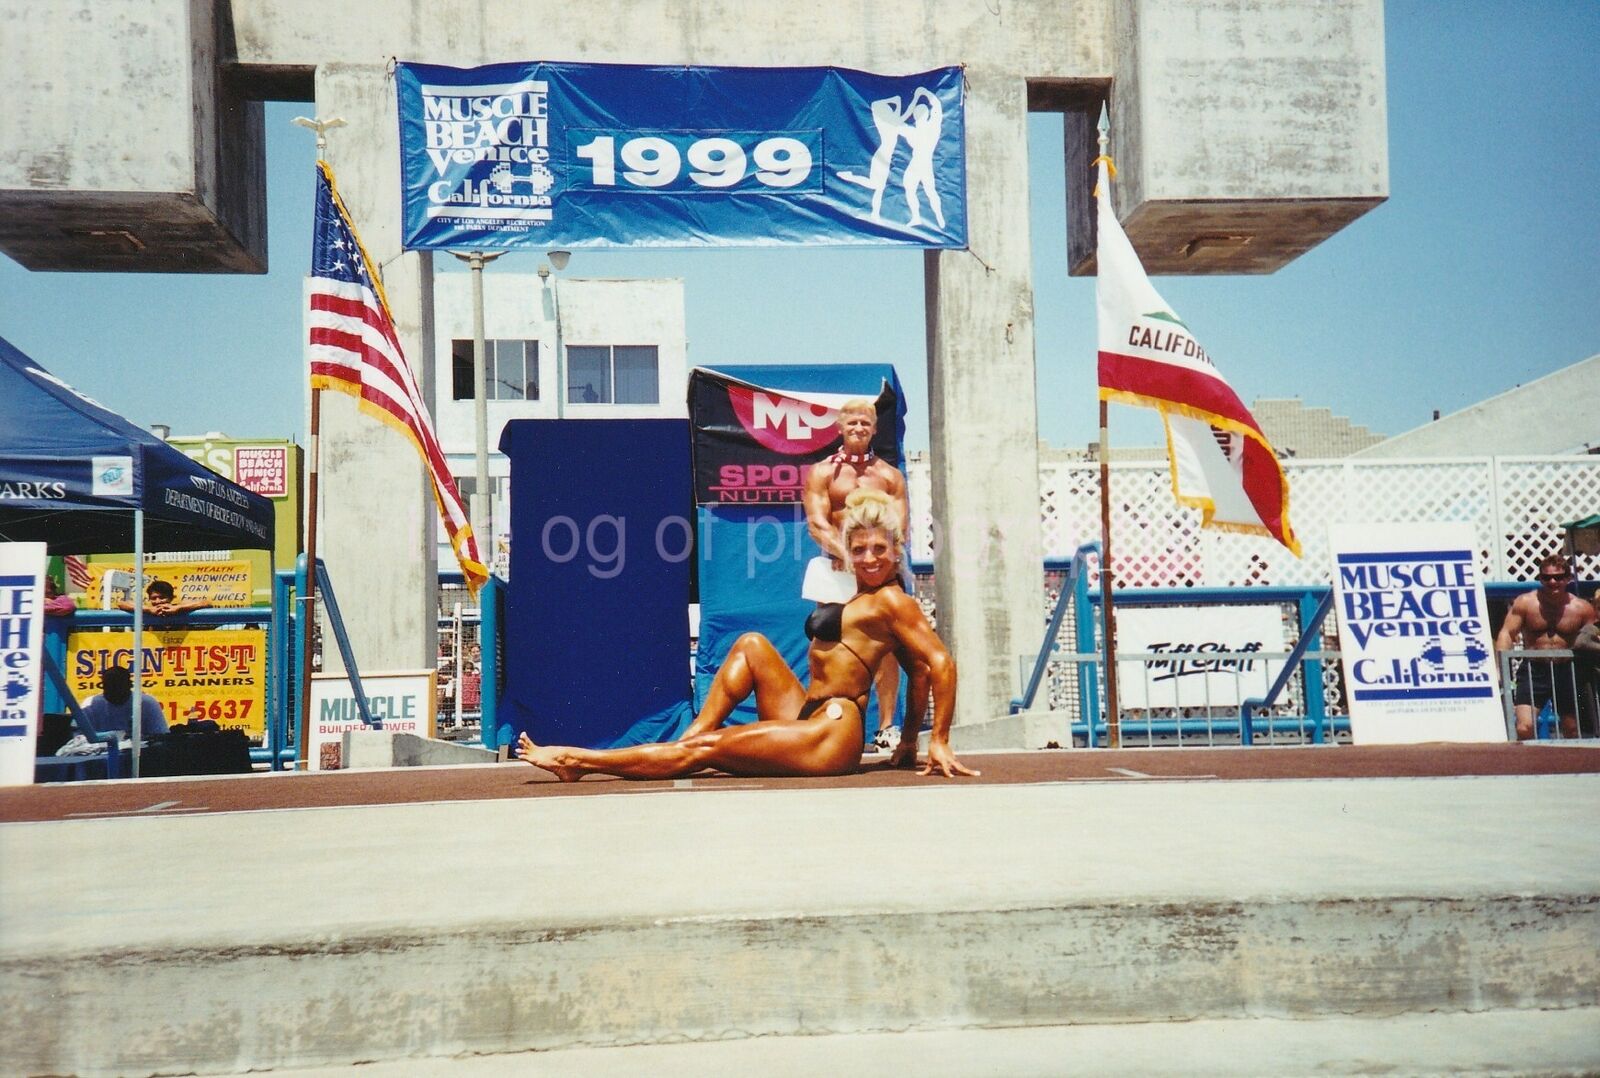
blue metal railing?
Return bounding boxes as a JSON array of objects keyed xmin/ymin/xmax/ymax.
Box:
[
  {"xmin": 1078, "ymin": 586, "xmax": 1347, "ymax": 746},
  {"xmin": 63, "ymin": 604, "xmax": 284, "ymax": 768},
  {"xmin": 37, "ymin": 649, "xmax": 125, "ymax": 778},
  {"xmin": 1239, "ymin": 592, "xmax": 1336, "ymax": 745},
  {"xmin": 40, "ymin": 564, "xmax": 504, "ymax": 779},
  {"xmin": 439, "ymin": 571, "xmax": 506, "ymax": 752},
  {"xmin": 1011, "ymin": 543, "xmax": 1099, "ymax": 715}
]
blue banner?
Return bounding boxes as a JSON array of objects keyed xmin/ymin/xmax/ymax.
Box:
[{"xmin": 396, "ymin": 61, "xmax": 966, "ymax": 250}]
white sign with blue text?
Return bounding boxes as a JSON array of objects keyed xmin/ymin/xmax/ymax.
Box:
[
  {"xmin": 308, "ymin": 670, "xmax": 437, "ymax": 771},
  {"xmin": 1329, "ymin": 523, "xmax": 1505, "ymax": 744},
  {"xmin": 0, "ymin": 542, "xmax": 46, "ymax": 786}
]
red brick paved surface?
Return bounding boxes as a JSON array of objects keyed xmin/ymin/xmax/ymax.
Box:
[{"xmin": 4, "ymin": 743, "xmax": 1596, "ymax": 824}]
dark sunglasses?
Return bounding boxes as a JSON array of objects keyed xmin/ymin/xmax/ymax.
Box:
[{"xmin": 1539, "ymin": 572, "xmax": 1573, "ymax": 582}]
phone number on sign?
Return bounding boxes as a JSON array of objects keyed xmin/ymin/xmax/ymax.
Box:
[
  {"xmin": 163, "ymin": 697, "xmax": 254, "ymax": 725},
  {"xmin": 567, "ymin": 130, "xmax": 822, "ymax": 194}
]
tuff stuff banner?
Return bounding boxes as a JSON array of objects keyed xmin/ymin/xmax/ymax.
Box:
[
  {"xmin": 689, "ymin": 370, "xmax": 897, "ymax": 505},
  {"xmin": 396, "ymin": 62, "xmax": 966, "ymax": 250}
]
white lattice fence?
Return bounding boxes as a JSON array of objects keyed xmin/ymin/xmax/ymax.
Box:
[
  {"xmin": 1494, "ymin": 458, "xmax": 1600, "ymax": 579},
  {"xmin": 909, "ymin": 455, "xmax": 1600, "ymax": 585}
]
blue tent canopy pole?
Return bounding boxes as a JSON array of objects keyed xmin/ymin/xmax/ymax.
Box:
[{"xmin": 132, "ymin": 509, "xmax": 145, "ymax": 777}]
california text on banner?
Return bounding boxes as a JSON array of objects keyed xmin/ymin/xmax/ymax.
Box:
[{"xmin": 1093, "ymin": 155, "xmax": 1300, "ymax": 555}]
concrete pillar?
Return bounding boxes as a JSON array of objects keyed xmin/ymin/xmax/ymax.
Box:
[
  {"xmin": 925, "ymin": 67, "xmax": 1043, "ymax": 721},
  {"xmin": 311, "ymin": 64, "xmax": 438, "ymax": 672}
]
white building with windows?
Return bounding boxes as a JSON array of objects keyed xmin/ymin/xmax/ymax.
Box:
[{"xmin": 432, "ymin": 270, "xmax": 688, "ymax": 572}]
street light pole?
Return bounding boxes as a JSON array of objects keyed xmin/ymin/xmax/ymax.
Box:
[
  {"xmin": 451, "ymin": 250, "xmax": 502, "ymax": 555},
  {"xmin": 539, "ymin": 250, "xmax": 572, "ymax": 417}
]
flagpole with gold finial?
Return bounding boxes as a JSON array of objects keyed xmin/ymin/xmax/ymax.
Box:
[
  {"xmin": 1094, "ymin": 103, "xmax": 1121, "ymax": 749},
  {"xmin": 291, "ymin": 115, "xmax": 344, "ymax": 769}
]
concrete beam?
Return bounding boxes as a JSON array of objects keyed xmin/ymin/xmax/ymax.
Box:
[
  {"xmin": 1070, "ymin": 0, "xmax": 1388, "ymax": 275},
  {"xmin": 309, "ymin": 64, "xmax": 439, "ymax": 673},
  {"xmin": 926, "ymin": 66, "xmax": 1045, "ymax": 721},
  {"xmin": 0, "ymin": 0, "xmax": 266, "ymax": 272},
  {"xmin": 7, "ymin": 0, "xmax": 1391, "ymax": 715},
  {"xmin": 342, "ymin": 730, "xmax": 496, "ymax": 767}
]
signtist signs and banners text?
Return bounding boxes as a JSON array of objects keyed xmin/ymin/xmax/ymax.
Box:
[
  {"xmin": 67, "ymin": 629, "xmax": 268, "ymax": 738},
  {"xmin": 396, "ymin": 62, "xmax": 966, "ymax": 250},
  {"xmin": 0, "ymin": 543, "xmax": 46, "ymax": 786},
  {"xmin": 1329, "ymin": 523, "xmax": 1504, "ymax": 744}
]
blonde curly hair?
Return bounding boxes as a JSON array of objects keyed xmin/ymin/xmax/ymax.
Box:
[{"xmin": 841, "ymin": 487, "xmax": 904, "ymax": 549}]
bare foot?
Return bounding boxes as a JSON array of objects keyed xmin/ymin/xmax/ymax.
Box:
[{"xmin": 515, "ymin": 732, "xmax": 583, "ymax": 782}]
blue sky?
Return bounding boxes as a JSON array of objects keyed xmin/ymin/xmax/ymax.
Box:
[{"xmin": 2, "ymin": 2, "xmax": 1595, "ymax": 456}]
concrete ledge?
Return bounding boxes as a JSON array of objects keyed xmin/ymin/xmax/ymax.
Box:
[
  {"xmin": 342, "ymin": 729, "xmax": 497, "ymax": 768},
  {"xmin": 6, "ymin": 776, "xmax": 1597, "ymax": 1075},
  {"xmin": 936, "ymin": 711, "xmax": 1074, "ymax": 751},
  {"xmin": 248, "ymin": 1007, "xmax": 1600, "ymax": 1078},
  {"xmin": 5, "ymin": 894, "xmax": 1598, "ymax": 1075}
]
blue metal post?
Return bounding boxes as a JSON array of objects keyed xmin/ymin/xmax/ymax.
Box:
[
  {"xmin": 293, "ymin": 555, "xmax": 308, "ymax": 761},
  {"xmin": 1076, "ymin": 569, "xmax": 1100, "ymax": 747},
  {"xmin": 313, "ymin": 560, "xmax": 375, "ymax": 728},
  {"xmin": 1300, "ymin": 590, "xmax": 1329, "ymax": 744},
  {"xmin": 268, "ymin": 570, "xmax": 291, "ymax": 769},
  {"xmin": 480, "ymin": 575, "xmax": 505, "ymax": 751}
]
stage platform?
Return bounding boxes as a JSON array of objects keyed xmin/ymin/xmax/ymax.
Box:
[{"xmin": 3, "ymin": 744, "xmax": 1598, "ymax": 1075}]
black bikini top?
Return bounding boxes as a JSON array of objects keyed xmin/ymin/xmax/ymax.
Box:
[
  {"xmin": 803, "ymin": 582, "xmax": 898, "ymax": 644},
  {"xmin": 805, "ymin": 602, "xmax": 846, "ymax": 642}
]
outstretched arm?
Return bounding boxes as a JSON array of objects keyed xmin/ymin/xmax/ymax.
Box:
[
  {"xmin": 803, "ymin": 463, "xmax": 846, "ymax": 563},
  {"xmin": 889, "ymin": 645, "xmax": 928, "ymax": 768},
  {"xmin": 884, "ymin": 591, "xmax": 977, "ymax": 777}
]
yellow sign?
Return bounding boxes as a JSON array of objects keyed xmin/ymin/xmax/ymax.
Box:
[
  {"xmin": 66, "ymin": 628, "xmax": 268, "ymax": 738},
  {"xmin": 81, "ymin": 561, "xmax": 254, "ymax": 610}
]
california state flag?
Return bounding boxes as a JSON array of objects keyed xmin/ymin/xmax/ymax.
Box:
[{"xmin": 1093, "ymin": 156, "xmax": 1300, "ymax": 555}]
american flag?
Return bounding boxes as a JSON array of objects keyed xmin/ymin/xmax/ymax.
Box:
[
  {"xmin": 306, "ymin": 161, "xmax": 487, "ymax": 590},
  {"xmin": 64, "ymin": 554, "xmax": 90, "ymax": 591}
]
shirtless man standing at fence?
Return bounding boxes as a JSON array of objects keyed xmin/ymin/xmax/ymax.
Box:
[
  {"xmin": 803, "ymin": 399, "xmax": 915, "ymax": 754},
  {"xmin": 1495, "ymin": 553, "xmax": 1597, "ymax": 739}
]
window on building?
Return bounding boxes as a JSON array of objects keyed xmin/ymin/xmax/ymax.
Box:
[
  {"xmin": 451, "ymin": 339, "xmax": 539, "ymax": 401},
  {"xmin": 454, "ymin": 475, "xmax": 505, "ymax": 501},
  {"xmin": 565, "ymin": 344, "xmax": 659, "ymax": 405}
]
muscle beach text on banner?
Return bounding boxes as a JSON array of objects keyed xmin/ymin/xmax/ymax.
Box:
[
  {"xmin": 1329, "ymin": 523, "xmax": 1505, "ymax": 745},
  {"xmin": 397, "ymin": 62, "xmax": 966, "ymax": 250}
]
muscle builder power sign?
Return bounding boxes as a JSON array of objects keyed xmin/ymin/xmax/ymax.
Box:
[{"xmin": 689, "ymin": 369, "xmax": 899, "ymax": 504}]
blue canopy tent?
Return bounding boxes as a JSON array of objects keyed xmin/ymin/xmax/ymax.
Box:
[{"xmin": 0, "ymin": 334, "xmax": 276, "ymax": 774}]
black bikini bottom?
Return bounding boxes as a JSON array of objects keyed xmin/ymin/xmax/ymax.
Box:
[{"xmin": 796, "ymin": 695, "xmax": 868, "ymax": 721}]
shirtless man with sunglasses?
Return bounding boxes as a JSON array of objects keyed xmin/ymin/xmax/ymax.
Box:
[{"xmin": 1495, "ymin": 553, "xmax": 1596, "ymax": 739}]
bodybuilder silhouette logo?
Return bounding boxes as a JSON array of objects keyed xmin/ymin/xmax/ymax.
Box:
[{"xmin": 836, "ymin": 85, "xmax": 946, "ymax": 229}]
